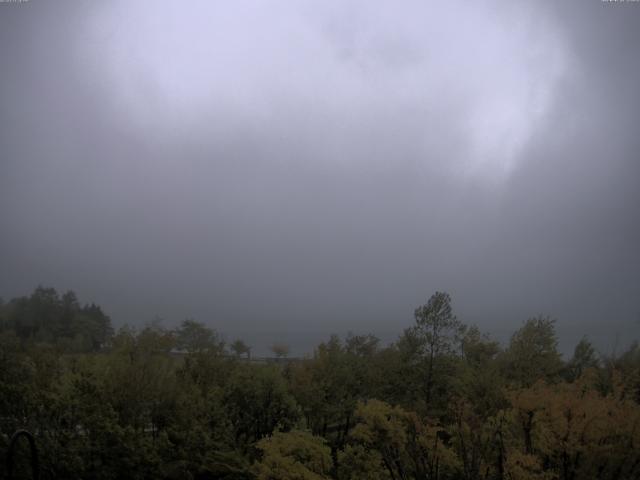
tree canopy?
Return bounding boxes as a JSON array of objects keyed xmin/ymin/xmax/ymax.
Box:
[{"xmin": 1, "ymin": 286, "xmax": 639, "ymax": 480}]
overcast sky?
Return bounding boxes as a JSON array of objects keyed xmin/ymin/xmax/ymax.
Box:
[{"xmin": 1, "ymin": 0, "xmax": 639, "ymax": 355}]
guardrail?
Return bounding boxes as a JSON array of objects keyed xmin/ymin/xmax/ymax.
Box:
[{"xmin": 6, "ymin": 430, "xmax": 39, "ymax": 480}]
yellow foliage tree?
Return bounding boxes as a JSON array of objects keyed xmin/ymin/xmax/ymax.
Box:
[
  {"xmin": 253, "ymin": 430, "xmax": 333, "ymax": 480},
  {"xmin": 340, "ymin": 399, "xmax": 460, "ymax": 480},
  {"xmin": 507, "ymin": 378, "xmax": 640, "ymax": 480}
]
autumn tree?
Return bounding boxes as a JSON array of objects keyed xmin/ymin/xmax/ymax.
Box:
[
  {"xmin": 340, "ymin": 399, "xmax": 460, "ymax": 480},
  {"xmin": 271, "ymin": 342, "xmax": 291, "ymax": 359},
  {"xmin": 254, "ymin": 430, "xmax": 333, "ymax": 480},
  {"xmin": 507, "ymin": 379, "xmax": 640, "ymax": 480}
]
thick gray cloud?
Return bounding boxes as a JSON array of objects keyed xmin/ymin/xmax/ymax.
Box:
[{"xmin": 1, "ymin": 0, "xmax": 639, "ymax": 355}]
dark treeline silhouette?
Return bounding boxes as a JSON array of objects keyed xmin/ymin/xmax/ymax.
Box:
[{"xmin": 1, "ymin": 287, "xmax": 639, "ymax": 479}]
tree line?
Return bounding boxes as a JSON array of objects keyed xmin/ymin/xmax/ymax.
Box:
[{"xmin": 1, "ymin": 287, "xmax": 639, "ymax": 479}]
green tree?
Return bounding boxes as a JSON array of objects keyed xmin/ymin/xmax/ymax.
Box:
[
  {"xmin": 0, "ymin": 287, "xmax": 113, "ymax": 352},
  {"xmin": 224, "ymin": 364, "xmax": 299, "ymax": 447},
  {"xmin": 290, "ymin": 335, "xmax": 366, "ymax": 446},
  {"xmin": 411, "ymin": 291, "xmax": 466, "ymax": 410},
  {"xmin": 231, "ymin": 338, "xmax": 251, "ymax": 359},
  {"xmin": 564, "ymin": 336, "xmax": 599, "ymax": 382},
  {"xmin": 502, "ymin": 316, "xmax": 563, "ymax": 387},
  {"xmin": 175, "ymin": 318, "xmax": 224, "ymax": 354},
  {"xmin": 457, "ymin": 326, "xmax": 506, "ymax": 417}
]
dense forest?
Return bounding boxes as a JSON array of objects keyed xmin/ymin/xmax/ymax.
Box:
[{"xmin": 1, "ymin": 287, "xmax": 639, "ymax": 479}]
